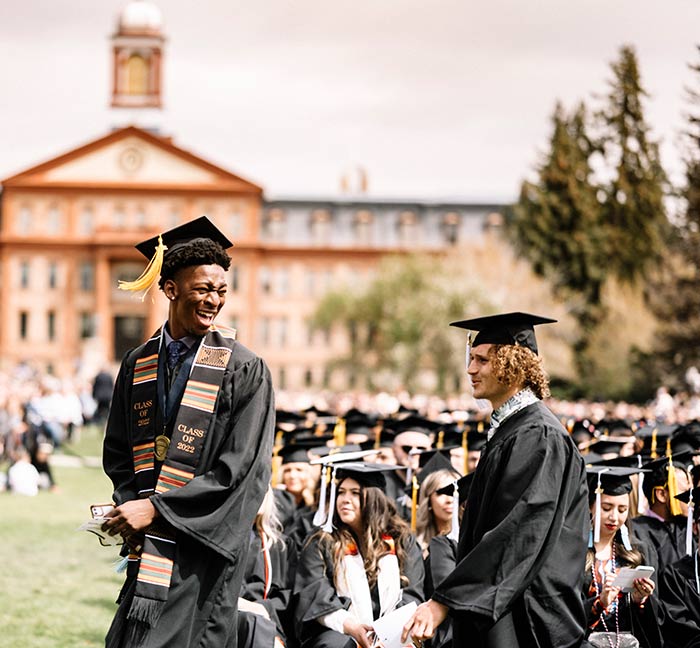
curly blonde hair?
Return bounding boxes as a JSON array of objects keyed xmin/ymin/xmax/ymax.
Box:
[{"xmin": 489, "ymin": 344, "xmax": 550, "ymax": 400}]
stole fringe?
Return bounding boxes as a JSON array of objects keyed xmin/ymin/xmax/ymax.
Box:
[{"xmin": 123, "ymin": 596, "xmax": 164, "ymax": 648}]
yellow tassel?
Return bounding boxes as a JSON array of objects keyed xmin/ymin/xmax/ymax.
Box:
[
  {"xmin": 374, "ymin": 425, "xmax": 382, "ymax": 450},
  {"xmin": 651, "ymin": 428, "xmax": 658, "ymax": 459},
  {"xmin": 462, "ymin": 428, "xmax": 469, "ymax": 475},
  {"xmin": 666, "ymin": 440, "xmax": 683, "ymax": 517},
  {"xmin": 410, "ymin": 474, "xmax": 419, "ymax": 532},
  {"xmin": 118, "ymin": 235, "xmax": 168, "ymax": 299},
  {"xmin": 333, "ymin": 418, "xmax": 346, "ymax": 447},
  {"xmin": 436, "ymin": 430, "xmax": 445, "ymax": 450}
]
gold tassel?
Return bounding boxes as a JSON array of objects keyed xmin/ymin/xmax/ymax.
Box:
[
  {"xmin": 462, "ymin": 428, "xmax": 469, "ymax": 475},
  {"xmin": 118, "ymin": 235, "xmax": 168, "ymax": 300},
  {"xmin": 666, "ymin": 439, "xmax": 683, "ymax": 517},
  {"xmin": 374, "ymin": 424, "xmax": 382, "ymax": 450},
  {"xmin": 333, "ymin": 418, "xmax": 346, "ymax": 447},
  {"xmin": 410, "ymin": 474, "xmax": 419, "ymax": 532},
  {"xmin": 271, "ymin": 430, "xmax": 283, "ymax": 486},
  {"xmin": 436, "ymin": 430, "xmax": 445, "ymax": 450},
  {"xmin": 651, "ymin": 428, "xmax": 658, "ymax": 459}
]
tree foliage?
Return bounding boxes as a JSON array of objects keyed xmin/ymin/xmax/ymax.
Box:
[
  {"xmin": 642, "ymin": 46, "xmax": 700, "ymax": 389},
  {"xmin": 508, "ymin": 45, "xmax": 669, "ymax": 394},
  {"xmin": 312, "ymin": 254, "xmax": 494, "ymax": 393}
]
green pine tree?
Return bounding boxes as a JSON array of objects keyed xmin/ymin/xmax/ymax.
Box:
[
  {"xmin": 598, "ymin": 44, "xmax": 669, "ymax": 283},
  {"xmin": 508, "ymin": 102, "xmax": 605, "ymax": 371},
  {"xmin": 642, "ymin": 46, "xmax": 700, "ymax": 389}
]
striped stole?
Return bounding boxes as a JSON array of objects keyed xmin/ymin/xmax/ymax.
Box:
[{"xmin": 124, "ymin": 323, "xmax": 237, "ymax": 645}]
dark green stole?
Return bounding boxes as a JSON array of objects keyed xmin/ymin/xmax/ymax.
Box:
[{"xmin": 125, "ymin": 323, "xmax": 237, "ymax": 644}]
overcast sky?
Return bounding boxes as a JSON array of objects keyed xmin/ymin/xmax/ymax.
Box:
[{"xmin": 1, "ymin": 0, "xmax": 699, "ymax": 201}]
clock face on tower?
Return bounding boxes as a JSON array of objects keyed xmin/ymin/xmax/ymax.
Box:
[{"xmin": 119, "ymin": 146, "xmax": 144, "ymax": 174}]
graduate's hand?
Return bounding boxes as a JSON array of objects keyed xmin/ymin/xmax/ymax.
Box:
[
  {"xmin": 238, "ymin": 598, "xmax": 271, "ymax": 619},
  {"xmin": 631, "ymin": 577, "xmax": 654, "ymax": 604},
  {"xmin": 102, "ymin": 499, "xmax": 158, "ymax": 537},
  {"xmin": 600, "ymin": 580, "xmax": 621, "ymax": 610},
  {"xmin": 401, "ymin": 599, "xmax": 448, "ymax": 644},
  {"xmin": 342, "ymin": 618, "xmax": 373, "ymax": 648}
]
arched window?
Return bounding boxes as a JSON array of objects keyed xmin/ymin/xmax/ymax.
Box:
[{"xmin": 126, "ymin": 54, "xmax": 149, "ymax": 95}]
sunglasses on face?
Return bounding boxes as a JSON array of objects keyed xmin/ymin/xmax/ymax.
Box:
[{"xmin": 401, "ymin": 445, "xmax": 430, "ymax": 454}]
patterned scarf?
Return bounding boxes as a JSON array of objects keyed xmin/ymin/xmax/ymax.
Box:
[
  {"xmin": 487, "ymin": 388, "xmax": 539, "ymax": 441},
  {"xmin": 124, "ymin": 323, "xmax": 237, "ymax": 645}
]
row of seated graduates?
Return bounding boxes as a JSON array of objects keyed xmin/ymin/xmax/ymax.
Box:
[{"xmin": 238, "ymin": 405, "xmax": 486, "ymax": 648}]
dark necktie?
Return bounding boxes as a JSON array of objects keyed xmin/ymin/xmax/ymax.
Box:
[{"xmin": 167, "ymin": 340, "xmax": 187, "ymax": 371}]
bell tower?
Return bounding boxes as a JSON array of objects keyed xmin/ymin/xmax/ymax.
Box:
[{"xmin": 111, "ymin": 1, "xmax": 165, "ymax": 109}]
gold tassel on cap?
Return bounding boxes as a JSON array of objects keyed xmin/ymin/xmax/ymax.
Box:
[
  {"xmin": 333, "ymin": 418, "xmax": 346, "ymax": 447},
  {"xmin": 666, "ymin": 439, "xmax": 683, "ymax": 517},
  {"xmin": 410, "ymin": 474, "xmax": 419, "ymax": 532},
  {"xmin": 118, "ymin": 234, "xmax": 168, "ymax": 299}
]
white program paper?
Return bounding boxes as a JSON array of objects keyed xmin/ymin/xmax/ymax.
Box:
[
  {"xmin": 611, "ymin": 566, "xmax": 655, "ymax": 592},
  {"xmin": 77, "ymin": 517, "xmax": 124, "ymax": 547},
  {"xmin": 371, "ymin": 602, "xmax": 417, "ymax": 648}
]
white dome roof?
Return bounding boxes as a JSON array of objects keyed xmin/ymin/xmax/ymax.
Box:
[{"xmin": 120, "ymin": 1, "xmax": 163, "ymax": 32}]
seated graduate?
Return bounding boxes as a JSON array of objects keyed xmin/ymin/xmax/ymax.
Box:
[
  {"xmin": 413, "ymin": 452, "xmax": 461, "ymax": 558},
  {"xmin": 293, "ymin": 462, "xmax": 424, "ymax": 648},
  {"xmin": 633, "ymin": 449, "xmax": 694, "ymax": 577},
  {"xmin": 585, "ymin": 466, "xmax": 662, "ymax": 648},
  {"xmin": 238, "ymin": 485, "xmax": 298, "ymax": 648},
  {"xmin": 659, "ymin": 485, "xmax": 700, "ymax": 648}
]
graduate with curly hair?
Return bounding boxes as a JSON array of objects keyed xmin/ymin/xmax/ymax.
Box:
[{"xmin": 403, "ymin": 312, "xmax": 589, "ymax": 648}]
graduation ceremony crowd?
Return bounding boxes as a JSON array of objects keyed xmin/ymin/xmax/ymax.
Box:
[{"xmin": 226, "ymin": 395, "xmax": 700, "ymax": 648}]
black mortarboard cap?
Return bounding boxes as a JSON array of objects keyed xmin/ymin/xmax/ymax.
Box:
[
  {"xmin": 674, "ymin": 486, "xmax": 700, "ymax": 504},
  {"xmin": 335, "ymin": 462, "xmax": 401, "ymax": 490},
  {"xmin": 135, "ymin": 215, "xmax": 233, "ymax": 260},
  {"xmin": 383, "ymin": 414, "xmax": 439, "ymax": 435},
  {"xmin": 450, "ymin": 311, "xmax": 556, "ymax": 355},
  {"xmin": 582, "ymin": 437, "xmax": 636, "ymax": 458},
  {"xmin": 586, "ymin": 465, "xmax": 646, "ymax": 500},
  {"xmin": 278, "ymin": 444, "xmax": 312, "ymax": 465}
]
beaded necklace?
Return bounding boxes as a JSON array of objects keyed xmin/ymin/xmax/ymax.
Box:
[{"xmin": 591, "ymin": 541, "xmax": 620, "ymax": 648}]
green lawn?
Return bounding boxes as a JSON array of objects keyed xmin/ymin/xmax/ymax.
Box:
[{"xmin": 0, "ymin": 431, "xmax": 123, "ymax": 647}]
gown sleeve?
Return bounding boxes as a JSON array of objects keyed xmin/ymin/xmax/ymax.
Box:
[
  {"xmin": 424, "ymin": 535, "xmax": 457, "ymax": 599},
  {"xmin": 152, "ymin": 353, "xmax": 275, "ymax": 562},
  {"xmin": 659, "ymin": 559, "xmax": 700, "ymax": 648},
  {"xmin": 400, "ymin": 534, "xmax": 426, "ymax": 607},
  {"xmin": 294, "ymin": 534, "xmax": 351, "ymax": 630},
  {"xmin": 431, "ymin": 424, "xmax": 580, "ymax": 627}
]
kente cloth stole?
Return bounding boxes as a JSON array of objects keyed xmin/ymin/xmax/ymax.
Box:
[{"xmin": 125, "ymin": 323, "xmax": 237, "ymax": 638}]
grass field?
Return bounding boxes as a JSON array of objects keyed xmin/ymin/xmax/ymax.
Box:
[{"xmin": 0, "ymin": 426, "xmax": 123, "ymax": 648}]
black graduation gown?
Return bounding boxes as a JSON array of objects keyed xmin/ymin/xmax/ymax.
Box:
[
  {"xmin": 293, "ymin": 533, "xmax": 425, "ymax": 648},
  {"xmin": 424, "ymin": 535, "xmax": 457, "ymax": 648},
  {"xmin": 289, "ymin": 505, "xmax": 317, "ymax": 553},
  {"xmin": 431, "ymin": 401, "xmax": 589, "ymax": 648},
  {"xmin": 238, "ymin": 529, "xmax": 298, "ymax": 648},
  {"xmin": 583, "ymin": 546, "xmax": 663, "ymax": 648},
  {"xmin": 659, "ymin": 554, "xmax": 700, "ymax": 647},
  {"xmin": 633, "ymin": 514, "xmax": 694, "ymax": 583},
  {"xmin": 103, "ymin": 340, "xmax": 275, "ymax": 648}
]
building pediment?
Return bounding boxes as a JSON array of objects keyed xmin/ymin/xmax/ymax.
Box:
[{"xmin": 2, "ymin": 126, "xmax": 262, "ymax": 194}]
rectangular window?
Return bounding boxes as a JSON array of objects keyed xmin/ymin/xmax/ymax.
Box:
[
  {"xmin": 259, "ymin": 317, "xmax": 270, "ymax": 347},
  {"xmin": 19, "ymin": 311, "xmax": 28, "ymax": 340},
  {"xmin": 276, "ymin": 269, "xmax": 289, "ymax": 297},
  {"xmin": 278, "ymin": 317, "xmax": 288, "ymax": 347},
  {"xmin": 18, "ymin": 206, "xmax": 32, "ymax": 234},
  {"xmin": 80, "ymin": 312, "xmax": 95, "ymax": 339},
  {"xmin": 259, "ymin": 267, "xmax": 271, "ymax": 295},
  {"xmin": 47, "ymin": 206, "xmax": 62, "ymax": 234},
  {"xmin": 79, "ymin": 206, "xmax": 95, "ymax": 235},
  {"xmin": 79, "ymin": 262, "xmax": 95, "ymax": 291},
  {"xmin": 48, "ymin": 262, "xmax": 58, "ymax": 289},
  {"xmin": 47, "ymin": 311, "xmax": 56, "ymax": 341},
  {"xmin": 231, "ymin": 266, "xmax": 240, "ymax": 293},
  {"xmin": 19, "ymin": 261, "xmax": 30, "ymax": 289}
]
